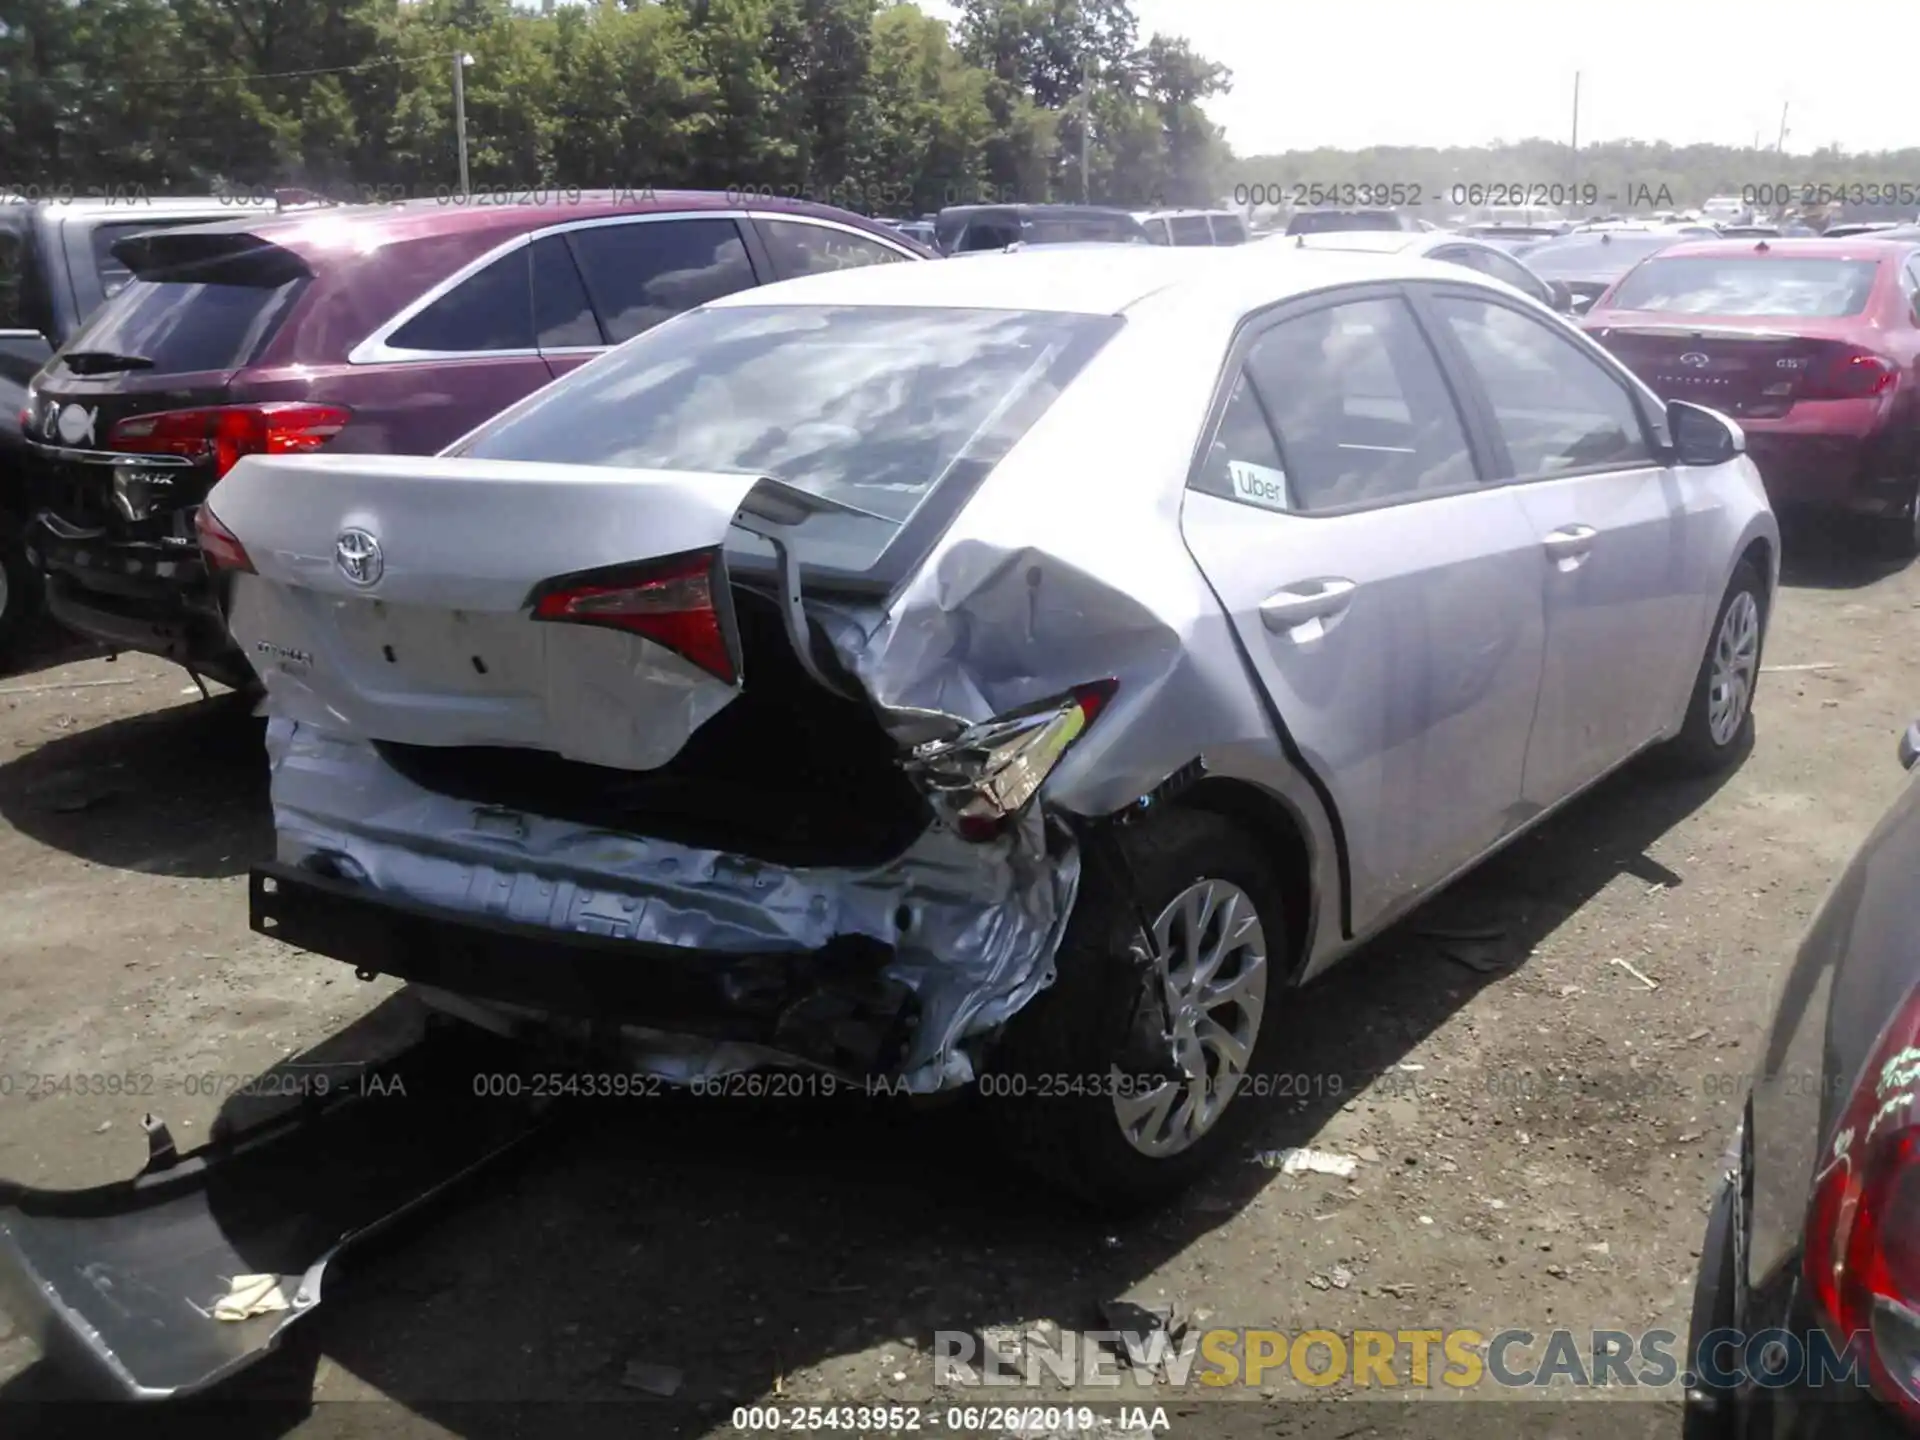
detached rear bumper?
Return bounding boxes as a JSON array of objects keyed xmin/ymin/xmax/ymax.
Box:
[
  {"xmin": 0, "ymin": 1029, "xmax": 550, "ymax": 1400},
  {"xmin": 250, "ymin": 863, "xmax": 919, "ymax": 1077}
]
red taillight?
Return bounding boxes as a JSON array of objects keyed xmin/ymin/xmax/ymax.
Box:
[
  {"xmin": 193, "ymin": 502, "xmax": 255, "ymax": 575},
  {"xmin": 1802, "ymin": 347, "xmax": 1900, "ymax": 401},
  {"xmin": 529, "ymin": 548, "xmax": 738, "ymax": 684},
  {"xmin": 108, "ymin": 403, "xmax": 351, "ymax": 479},
  {"xmin": 1804, "ymin": 982, "xmax": 1920, "ymax": 1420}
]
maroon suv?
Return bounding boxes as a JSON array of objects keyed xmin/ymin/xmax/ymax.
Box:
[
  {"xmin": 1582, "ymin": 236, "xmax": 1920, "ymax": 554},
  {"xmin": 18, "ymin": 192, "xmax": 929, "ymax": 686}
]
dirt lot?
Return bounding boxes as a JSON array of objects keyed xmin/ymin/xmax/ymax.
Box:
[{"xmin": 0, "ymin": 525, "xmax": 1915, "ymax": 1440}]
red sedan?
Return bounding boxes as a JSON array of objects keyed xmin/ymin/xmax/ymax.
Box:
[{"xmin": 1582, "ymin": 236, "xmax": 1920, "ymax": 554}]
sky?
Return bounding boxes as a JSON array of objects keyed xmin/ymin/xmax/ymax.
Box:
[{"xmin": 917, "ymin": 0, "xmax": 1920, "ymax": 157}]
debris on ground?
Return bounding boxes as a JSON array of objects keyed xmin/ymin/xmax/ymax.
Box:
[
  {"xmin": 1097, "ymin": 1296, "xmax": 1190, "ymax": 1375},
  {"xmin": 1609, "ymin": 957, "xmax": 1661, "ymax": 991},
  {"xmin": 1761, "ymin": 662, "xmax": 1836, "ymax": 673},
  {"xmin": 619, "ymin": 1359, "xmax": 684, "ymax": 1396},
  {"xmin": 1255, "ymin": 1147, "xmax": 1359, "ymax": 1178}
]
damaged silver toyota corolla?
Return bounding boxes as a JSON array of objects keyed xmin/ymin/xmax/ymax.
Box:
[{"xmin": 203, "ymin": 243, "xmax": 1777, "ymax": 1207}]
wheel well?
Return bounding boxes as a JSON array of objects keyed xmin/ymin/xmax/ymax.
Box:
[
  {"xmin": 1174, "ymin": 777, "xmax": 1315, "ymax": 978},
  {"xmin": 1738, "ymin": 536, "xmax": 1773, "ymax": 602}
]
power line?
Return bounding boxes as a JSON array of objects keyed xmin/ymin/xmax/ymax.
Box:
[{"xmin": 1, "ymin": 50, "xmax": 470, "ymax": 93}]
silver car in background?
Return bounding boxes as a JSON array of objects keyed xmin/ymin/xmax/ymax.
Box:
[{"xmin": 204, "ymin": 245, "xmax": 1778, "ymax": 1208}]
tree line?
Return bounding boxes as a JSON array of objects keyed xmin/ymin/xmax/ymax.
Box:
[{"xmin": 0, "ymin": 0, "xmax": 1235, "ymax": 215}]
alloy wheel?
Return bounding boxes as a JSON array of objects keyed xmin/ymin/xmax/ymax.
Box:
[
  {"xmin": 1707, "ymin": 590, "xmax": 1761, "ymax": 747},
  {"xmin": 1111, "ymin": 877, "xmax": 1269, "ymax": 1158}
]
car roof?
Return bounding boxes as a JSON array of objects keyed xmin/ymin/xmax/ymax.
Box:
[
  {"xmin": 1623, "ymin": 235, "xmax": 1919, "ymax": 260},
  {"xmin": 15, "ymin": 197, "xmax": 276, "ymax": 221},
  {"xmin": 704, "ymin": 241, "xmax": 1514, "ymax": 317},
  {"xmin": 129, "ymin": 191, "xmax": 897, "ymax": 263},
  {"xmin": 1278, "ymin": 230, "xmax": 1423, "ymax": 255}
]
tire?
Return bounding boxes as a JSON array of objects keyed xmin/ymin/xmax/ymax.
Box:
[
  {"xmin": 1871, "ymin": 493, "xmax": 1920, "ymax": 561},
  {"xmin": 0, "ymin": 512, "xmax": 40, "ymax": 672},
  {"xmin": 1661, "ymin": 560, "xmax": 1766, "ymax": 776},
  {"xmin": 984, "ymin": 809, "xmax": 1290, "ymax": 1213}
]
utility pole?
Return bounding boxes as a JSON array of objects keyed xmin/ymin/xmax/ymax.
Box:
[
  {"xmin": 1570, "ymin": 70, "xmax": 1580, "ymax": 180},
  {"xmin": 1080, "ymin": 54, "xmax": 1093, "ymax": 204},
  {"xmin": 453, "ymin": 52, "xmax": 473, "ymax": 198},
  {"xmin": 1775, "ymin": 101, "xmax": 1789, "ymax": 154}
]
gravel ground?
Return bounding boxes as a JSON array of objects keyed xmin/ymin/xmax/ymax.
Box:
[{"xmin": 0, "ymin": 524, "xmax": 1915, "ymax": 1440}]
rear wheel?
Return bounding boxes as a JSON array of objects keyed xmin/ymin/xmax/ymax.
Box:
[
  {"xmin": 986, "ymin": 809, "xmax": 1288, "ymax": 1212},
  {"xmin": 1661, "ymin": 560, "xmax": 1765, "ymax": 775}
]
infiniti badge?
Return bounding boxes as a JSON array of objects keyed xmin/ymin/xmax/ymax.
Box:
[
  {"xmin": 335, "ymin": 527, "xmax": 383, "ymax": 587},
  {"xmin": 1679, "ymin": 352, "xmax": 1711, "ymax": 368}
]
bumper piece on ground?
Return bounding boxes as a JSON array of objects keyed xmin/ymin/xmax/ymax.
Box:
[
  {"xmin": 250, "ymin": 862, "xmax": 920, "ymax": 1078},
  {"xmin": 0, "ymin": 1029, "xmax": 550, "ymax": 1400}
]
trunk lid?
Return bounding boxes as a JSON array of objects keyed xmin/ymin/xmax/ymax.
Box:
[
  {"xmin": 1586, "ymin": 319, "xmax": 1867, "ymax": 420},
  {"xmin": 212, "ymin": 453, "xmax": 794, "ymax": 772}
]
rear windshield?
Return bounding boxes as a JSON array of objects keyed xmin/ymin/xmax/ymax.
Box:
[
  {"xmin": 1286, "ymin": 211, "xmax": 1401, "ymax": 235},
  {"xmin": 1606, "ymin": 256, "xmax": 1881, "ymax": 317},
  {"xmin": 453, "ymin": 305, "xmax": 1122, "ymax": 576},
  {"xmin": 1520, "ymin": 234, "xmax": 1677, "ymax": 278},
  {"xmin": 57, "ymin": 273, "xmax": 305, "ymax": 374}
]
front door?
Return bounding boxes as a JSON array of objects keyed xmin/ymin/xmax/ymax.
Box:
[{"xmin": 1179, "ymin": 289, "xmax": 1548, "ymax": 935}]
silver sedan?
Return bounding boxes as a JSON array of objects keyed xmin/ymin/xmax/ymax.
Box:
[{"xmin": 206, "ymin": 243, "xmax": 1778, "ymax": 1208}]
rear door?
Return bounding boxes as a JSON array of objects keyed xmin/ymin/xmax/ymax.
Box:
[
  {"xmin": 1178, "ymin": 287, "xmax": 1548, "ymax": 934},
  {"xmin": 1421, "ymin": 284, "xmax": 1705, "ymax": 803}
]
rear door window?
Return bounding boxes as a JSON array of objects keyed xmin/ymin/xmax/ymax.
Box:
[
  {"xmin": 531, "ymin": 234, "xmax": 600, "ymax": 348},
  {"xmin": 388, "ymin": 247, "xmax": 535, "ymax": 354},
  {"xmin": 59, "ymin": 274, "xmax": 307, "ymax": 373},
  {"xmin": 1169, "ymin": 215, "xmax": 1212, "ymax": 245},
  {"xmin": 1210, "ymin": 214, "xmax": 1249, "ymax": 245},
  {"xmin": 1434, "ymin": 295, "xmax": 1651, "ymax": 477},
  {"xmin": 1236, "ymin": 296, "xmax": 1478, "ymax": 512},
  {"xmin": 563, "ymin": 218, "xmax": 757, "ymax": 344},
  {"xmin": 758, "ymin": 219, "xmax": 909, "ymax": 280}
]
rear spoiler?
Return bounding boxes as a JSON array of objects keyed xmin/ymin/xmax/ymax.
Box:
[{"xmin": 110, "ymin": 227, "xmax": 310, "ymax": 287}]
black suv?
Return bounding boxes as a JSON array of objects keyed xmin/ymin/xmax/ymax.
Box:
[
  {"xmin": 933, "ymin": 204, "xmax": 1150, "ymax": 253},
  {"xmin": 0, "ymin": 197, "xmax": 273, "ymax": 662}
]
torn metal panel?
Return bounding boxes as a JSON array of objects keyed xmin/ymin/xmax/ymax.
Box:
[{"xmin": 264, "ymin": 718, "xmax": 1079, "ymax": 1092}]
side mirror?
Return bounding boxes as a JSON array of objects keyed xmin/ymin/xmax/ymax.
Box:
[
  {"xmin": 1546, "ymin": 279, "xmax": 1575, "ymax": 313},
  {"xmin": 1667, "ymin": 400, "xmax": 1745, "ymax": 467},
  {"xmin": 1900, "ymin": 719, "xmax": 1920, "ymax": 772}
]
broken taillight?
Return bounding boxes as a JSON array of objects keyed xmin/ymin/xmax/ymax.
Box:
[
  {"xmin": 528, "ymin": 547, "xmax": 740, "ymax": 684},
  {"xmin": 108, "ymin": 403, "xmax": 352, "ymax": 479},
  {"xmin": 1803, "ymin": 981, "xmax": 1920, "ymax": 1420},
  {"xmin": 194, "ymin": 502, "xmax": 255, "ymax": 575},
  {"xmin": 905, "ymin": 680, "xmax": 1117, "ymax": 842}
]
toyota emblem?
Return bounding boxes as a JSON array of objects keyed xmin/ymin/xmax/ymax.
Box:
[
  {"xmin": 335, "ymin": 528, "xmax": 383, "ymax": 587},
  {"xmin": 1679, "ymin": 352, "xmax": 1711, "ymax": 368}
]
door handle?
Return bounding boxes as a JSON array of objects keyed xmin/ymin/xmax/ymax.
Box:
[
  {"xmin": 1260, "ymin": 577, "xmax": 1357, "ymax": 631},
  {"xmin": 1542, "ymin": 524, "xmax": 1597, "ymax": 560}
]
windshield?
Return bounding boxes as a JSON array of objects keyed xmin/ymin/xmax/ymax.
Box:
[
  {"xmin": 1607, "ymin": 256, "xmax": 1881, "ymax": 316},
  {"xmin": 1520, "ymin": 234, "xmax": 1677, "ymax": 279},
  {"xmin": 454, "ymin": 304, "xmax": 1121, "ymax": 574}
]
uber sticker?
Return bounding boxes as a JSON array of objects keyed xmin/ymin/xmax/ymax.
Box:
[{"xmin": 1228, "ymin": 460, "xmax": 1291, "ymax": 512}]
